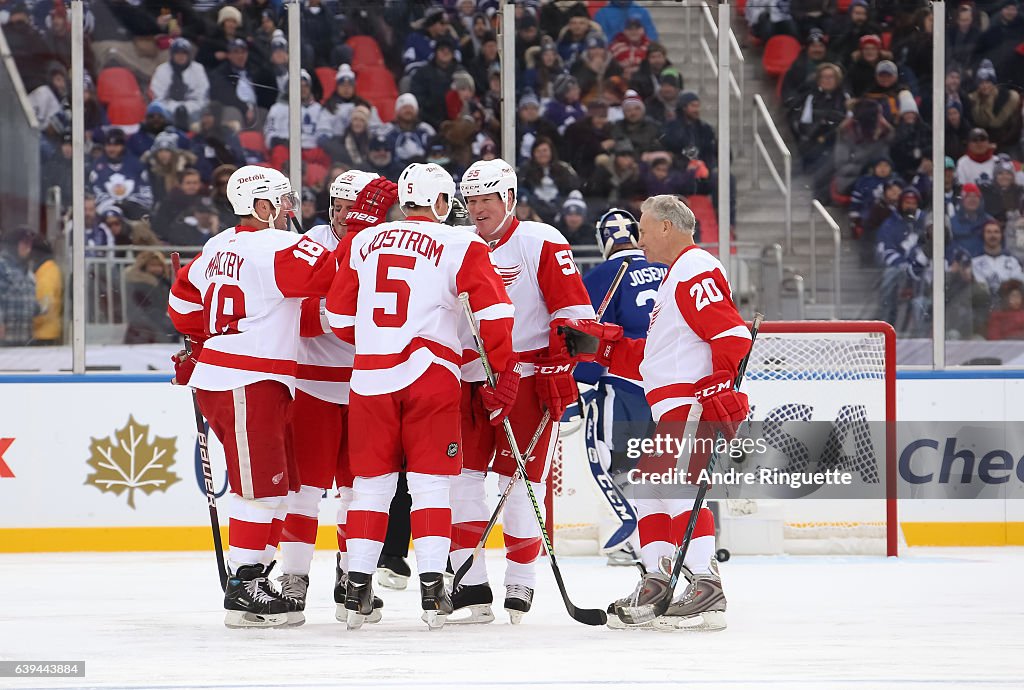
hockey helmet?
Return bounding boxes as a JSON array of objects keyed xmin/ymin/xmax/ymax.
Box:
[
  {"xmin": 460, "ymin": 158, "xmax": 517, "ymax": 206},
  {"xmin": 227, "ymin": 165, "xmax": 297, "ymax": 219},
  {"xmin": 398, "ymin": 163, "xmax": 456, "ymax": 222},
  {"xmin": 329, "ymin": 169, "xmax": 380, "ymax": 201},
  {"xmin": 596, "ymin": 207, "xmax": 639, "ymax": 259}
]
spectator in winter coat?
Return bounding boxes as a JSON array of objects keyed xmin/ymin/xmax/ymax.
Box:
[
  {"xmin": 317, "ymin": 65, "xmax": 383, "ymax": 162},
  {"xmin": 781, "ymin": 29, "xmax": 830, "ymax": 107},
  {"xmin": 150, "ymin": 38, "xmax": 210, "ymax": 127},
  {"xmin": 986, "ymin": 279, "xmax": 1024, "ymax": 339},
  {"xmin": 0, "ymin": 227, "xmax": 42, "ymax": 346},
  {"xmin": 628, "ymin": 41, "xmax": 670, "ymax": 100},
  {"xmin": 595, "ymin": 1, "xmax": 659, "ymax": 43},
  {"xmin": 378, "ymin": 94, "xmax": 437, "ymax": 168},
  {"xmin": 522, "ymin": 36, "xmax": 567, "ymax": 102},
  {"xmin": 947, "ymin": 4, "xmax": 982, "ymax": 74},
  {"xmin": 951, "ymin": 183, "xmax": 994, "ymax": 256},
  {"xmin": 151, "ymin": 167, "xmax": 205, "ymax": 242},
  {"xmin": 515, "ymin": 13, "xmax": 542, "ymax": 74},
  {"xmin": 516, "ymin": 90, "xmax": 560, "ymax": 166},
  {"xmin": 571, "ymin": 34, "xmax": 625, "ymax": 105},
  {"xmin": 196, "ymin": 5, "xmax": 249, "ymax": 71},
  {"xmin": 89, "ymin": 129, "xmax": 154, "ymax": 218},
  {"xmin": 790, "ymin": 62, "xmax": 848, "ymax": 197},
  {"xmin": 968, "ymin": 61, "xmax": 1022, "ymax": 152},
  {"xmin": 144, "ymin": 131, "xmax": 199, "ymax": 209},
  {"xmin": 123, "ymin": 251, "xmax": 176, "ymax": 344},
  {"xmin": 518, "ymin": 136, "xmax": 582, "ymax": 225},
  {"xmin": 403, "ymin": 7, "xmax": 459, "ymax": 77},
  {"xmin": 862, "ymin": 61, "xmax": 912, "ymax": 124},
  {"xmin": 980, "ymin": 158, "xmax": 1024, "ymax": 223},
  {"xmin": 467, "ymin": 31, "xmax": 500, "ymax": 99},
  {"xmin": 660, "ymin": 91, "xmax": 717, "ymax": 169},
  {"xmin": 946, "ymin": 247, "xmax": 992, "ymax": 339},
  {"xmin": 828, "ymin": 0, "xmax": 881, "ymax": 66},
  {"xmin": 557, "ymin": 4, "xmax": 600, "ymax": 67},
  {"xmin": 3, "ymin": 3, "xmax": 48, "ymax": 92},
  {"xmin": 335, "ymin": 105, "xmax": 374, "ymax": 169},
  {"xmin": 956, "ymin": 127, "xmax": 998, "ymax": 186},
  {"xmin": 892, "ymin": 8, "xmax": 934, "ymax": 95},
  {"xmin": 28, "ymin": 62, "xmax": 68, "ymax": 130},
  {"xmin": 641, "ymin": 155, "xmax": 694, "ymax": 196},
  {"xmin": 610, "ymin": 89, "xmax": 661, "ymax": 155},
  {"xmin": 294, "ymin": 0, "xmax": 344, "ymax": 69},
  {"xmin": 645, "ymin": 69, "xmax": 685, "ymax": 124},
  {"xmin": 850, "ymin": 157, "xmax": 897, "ymax": 230},
  {"xmin": 544, "ymin": 74, "xmax": 587, "ymax": 136},
  {"xmin": 609, "ymin": 16, "xmax": 651, "ymax": 79},
  {"xmin": 366, "ymin": 131, "xmax": 403, "ymax": 181},
  {"xmin": 30, "ymin": 235, "xmax": 61, "ymax": 345},
  {"xmin": 834, "ymin": 99, "xmax": 894, "ymax": 195},
  {"xmin": 190, "ymin": 103, "xmax": 244, "ymax": 182},
  {"xmin": 875, "ymin": 189, "xmax": 927, "ymax": 325},
  {"xmin": 863, "ymin": 178, "xmax": 905, "ymax": 243},
  {"xmin": 943, "ymin": 65, "xmax": 972, "ymax": 116},
  {"xmin": 564, "ymin": 100, "xmax": 616, "ymax": 181},
  {"xmin": 557, "ymin": 191, "xmax": 592, "ymax": 245},
  {"xmin": 582, "ymin": 138, "xmax": 646, "ymax": 209},
  {"xmin": 945, "ymin": 99, "xmax": 971, "ymax": 162},
  {"xmin": 127, "ymin": 103, "xmax": 190, "ymax": 159},
  {"xmin": 846, "ymin": 35, "xmax": 891, "ymax": 98},
  {"xmin": 264, "ymin": 70, "xmax": 329, "ymax": 171},
  {"xmin": 891, "ymin": 92, "xmax": 931, "ymax": 179},
  {"xmin": 208, "ymin": 38, "xmax": 277, "ymax": 129},
  {"xmin": 411, "ymin": 35, "xmax": 460, "ymax": 130},
  {"xmin": 972, "ymin": 220, "xmax": 1024, "ymax": 295},
  {"xmin": 976, "ymin": 0, "xmax": 1024, "ymax": 76}
]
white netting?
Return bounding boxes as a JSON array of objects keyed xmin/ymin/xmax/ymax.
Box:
[{"xmin": 746, "ymin": 331, "xmax": 888, "ymax": 382}]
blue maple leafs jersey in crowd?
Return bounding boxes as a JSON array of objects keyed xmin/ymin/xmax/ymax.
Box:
[{"xmin": 576, "ymin": 248, "xmax": 667, "ymax": 389}]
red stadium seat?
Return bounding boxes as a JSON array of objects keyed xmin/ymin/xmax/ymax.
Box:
[
  {"xmin": 346, "ymin": 35, "xmax": 385, "ymax": 67},
  {"xmin": 97, "ymin": 67, "xmax": 141, "ymax": 105},
  {"xmin": 106, "ymin": 95, "xmax": 147, "ymax": 126},
  {"xmin": 837, "ymin": 0, "xmax": 852, "ymax": 13},
  {"xmin": 588, "ymin": 1, "xmax": 607, "ymax": 17},
  {"xmin": 881, "ymin": 31, "xmax": 892, "ymax": 49},
  {"xmin": 688, "ymin": 195, "xmax": 719, "ymax": 246},
  {"xmin": 304, "ymin": 162, "xmax": 329, "ymax": 189},
  {"xmin": 830, "ymin": 177, "xmax": 852, "ymax": 207},
  {"xmin": 735, "ymin": 0, "xmax": 747, "ymax": 16},
  {"xmin": 357, "ymin": 66, "xmax": 398, "ymax": 121},
  {"xmin": 315, "ymin": 66, "xmax": 337, "ymax": 104},
  {"xmin": 238, "ymin": 130, "xmax": 268, "ymax": 160},
  {"xmin": 762, "ymin": 35, "xmax": 802, "ymax": 79}
]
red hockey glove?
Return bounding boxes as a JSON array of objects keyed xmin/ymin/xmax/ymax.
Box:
[
  {"xmin": 299, "ymin": 297, "xmax": 329, "ymax": 336},
  {"xmin": 171, "ymin": 338, "xmax": 204, "ymax": 386},
  {"xmin": 479, "ymin": 359, "xmax": 522, "ymax": 426},
  {"xmin": 535, "ymin": 356, "xmax": 577, "ymax": 421},
  {"xmin": 553, "ymin": 319, "xmax": 624, "ymax": 367},
  {"xmin": 345, "ymin": 177, "xmax": 399, "ymax": 234},
  {"xmin": 694, "ymin": 370, "xmax": 749, "ymax": 440}
]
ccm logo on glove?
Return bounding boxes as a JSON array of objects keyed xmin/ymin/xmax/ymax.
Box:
[
  {"xmin": 537, "ymin": 361, "xmax": 572, "ymax": 375},
  {"xmin": 696, "ymin": 378, "xmax": 732, "ymax": 400}
]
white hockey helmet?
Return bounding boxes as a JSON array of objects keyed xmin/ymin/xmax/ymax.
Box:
[
  {"xmin": 398, "ymin": 163, "xmax": 456, "ymax": 222},
  {"xmin": 227, "ymin": 165, "xmax": 296, "ymax": 219},
  {"xmin": 460, "ymin": 158, "xmax": 517, "ymax": 205},
  {"xmin": 329, "ymin": 169, "xmax": 380, "ymax": 201}
]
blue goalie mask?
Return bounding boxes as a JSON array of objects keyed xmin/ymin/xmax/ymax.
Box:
[{"xmin": 595, "ymin": 208, "xmax": 639, "ymax": 259}]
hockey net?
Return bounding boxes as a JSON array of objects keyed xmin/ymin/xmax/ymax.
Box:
[{"xmin": 551, "ymin": 321, "xmax": 900, "ymax": 557}]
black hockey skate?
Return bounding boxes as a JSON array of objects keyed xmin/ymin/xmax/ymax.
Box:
[
  {"xmin": 277, "ymin": 573, "xmax": 308, "ymax": 627},
  {"xmin": 223, "ymin": 563, "xmax": 288, "ymax": 629},
  {"xmin": 336, "ymin": 557, "xmax": 382, "ymax": 627},
  {"xmin": 448, "ymin": 583, "xmax": 495, "ymax": 625},
  {"xmin": 504, "ymin": 584, "xmax": 534, "ymax": 625},
  {"xmin": 344, "ymin": 571, "xmax": 378, "ymax": 630},
  {"xmin": 376, "ymin": 554, "xmax": 411, "ymax": 590},
  {"xmin": 420, "ymin": 572, "xmax": 453, "ymax": 630}
]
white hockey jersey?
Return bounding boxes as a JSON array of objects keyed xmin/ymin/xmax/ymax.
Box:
[
  {"xmin": 608, "ymin": 245, "xmax": 750, "ymax": 421},
  {"xmin": 484, "ymin": 219, "xmax": 595, "ymax": 375},
  {"xmin": 972, "ymin": 251, "xmax": 1024, "ymax": 295},
  {"xmin": 168, "ymin": 225, "xmax": 336, "ymax": 393},
  {"xmin": 325, "ymin": 215, "xmax": 514, "ymax": 396},
  {"xmin": 295, "ymin": 224, "xmax": 355, "ymax": 404}
]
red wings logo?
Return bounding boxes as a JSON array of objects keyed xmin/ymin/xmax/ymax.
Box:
[{"xmin": 495, "ymin": 264, "xmax": 523, "ymax": 287}]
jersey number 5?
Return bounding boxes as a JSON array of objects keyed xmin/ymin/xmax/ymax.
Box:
[
  {"xmin": 689, "ymin": 277, "xmax": 724, "ymax": 311},
  {"xmin": 374, "ymin": 254, "xmax": 416, "ymax": 327}
]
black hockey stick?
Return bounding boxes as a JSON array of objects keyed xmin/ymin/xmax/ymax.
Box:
[
  {"xmin": 616, "ymin": 312, "xmax": 764, "ymax": 626},
  {"xmin": 171, "ymin": 252, "xmax": 229, "ymax": 592},
  {"xmin": 458, "ymin": 292, "xmax": 607, "ymax": 626},
  {"xmin": 450, "ymin": 258, "xmax": 633, "ymax": 590}
]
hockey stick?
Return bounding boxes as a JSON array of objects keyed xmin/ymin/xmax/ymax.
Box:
[
  {"xmin": 450, "ymin": 258, "xmax": 633, "ymax": 590},
  {"xmin": 581, "ymin": 391, "xmax": 639, "ymax": 553},
  {"xmin": 171, "ymin": 252, "xmax": 229, "ymax": 592},
  {"xmin": 617, "ymin": 312, "xmax": 765, "ymax": 625},
  {"xmin": 458, "ymin": 292, "xmax": 608, "ymax": 626}
]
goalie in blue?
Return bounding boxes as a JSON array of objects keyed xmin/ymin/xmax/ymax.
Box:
[{"xmin": 575, "ymin": 208, "xmax": 667, "ymax": 565}]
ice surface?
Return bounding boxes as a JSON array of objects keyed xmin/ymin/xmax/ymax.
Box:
[{"xmin": 1, "ymin": 548, "xmax": 1021, "ymax": 690}]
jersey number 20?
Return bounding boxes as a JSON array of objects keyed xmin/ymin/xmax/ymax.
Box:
[{"xmin": 689, "ymin": 277, "xmax": 724, "ymax": 311}]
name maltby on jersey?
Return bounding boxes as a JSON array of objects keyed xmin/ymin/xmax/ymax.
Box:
[
  {"xmin": 205, "ymin": 251, "xmax": 246, "ymax": 280},
  {"xmin": 359, "ymin": 226, "xmax": 445, "ymax": 266}
]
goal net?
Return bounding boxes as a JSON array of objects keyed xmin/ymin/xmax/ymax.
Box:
[{"xmin": 551, "ymin": 321, "xmax": 899, "ymax": 557}]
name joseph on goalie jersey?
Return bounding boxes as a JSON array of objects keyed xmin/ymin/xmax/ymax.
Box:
[
  {"xmin": 205, "ymin": 251, "xmax": 245, "ymax": 280},
  {"xmin": 359, "ymin": 227, "xmax": 445, "ymax": 267}
]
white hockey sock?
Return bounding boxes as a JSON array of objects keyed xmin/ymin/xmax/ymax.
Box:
[
  {"xmin": 279, "ymin": 484, "xmax": 323, "ymax": 576},
  {"xmin": 499, "ymin": 474, "xmax": 545, "ymax": 589},
  {"xmin": 408, "ymin": 472, "xmax": 452, "ymax": 574},
  {"xmin": 449, "ymin": 469, "xmax": 490, "ymax": 586},
  {"xmin": 346, "ymin": 473, "xmax": 399, "ymax": 575}
]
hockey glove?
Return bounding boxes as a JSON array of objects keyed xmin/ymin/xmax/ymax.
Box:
[
  {"xmin": 299, "ymin": 297, "xmax": 330, "ymax": 337},
  {"xmin": 554, "ymin": 319, "xmax": 624, "ymax": 366},
  {"xmin": 694, "ymin": 370, "xmax": 749, "ymax": 440},
  {"xmin": 345, "ymin": 177, "xmax": 399, "ymax": 234},
  {"xmin": 479, "ymin": 359, "xmax": 522, "ymax": 426},
  {"xmin": 171, "ymin": 338, "xmax": 204, "ymax": 386},
  {"xmin": 535, "ymin": 356, "xmax": 577, "ymax": 421}
]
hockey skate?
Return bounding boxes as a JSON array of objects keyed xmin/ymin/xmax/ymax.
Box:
[
  {"xmin": 277, "ymin": 573, "xmax": 308, "ymax": 627},
  {"xmin": 335, "ymin": 556, "xmax": 382, "ymax": 625},
  {"xmin": 652, "ymin": 560, "xmax": 727, "ymax": 632},
  {"xmin": 605, "ymin": 547, "xmax": 639, "ymax": 567},
  {"xmin": 223, "ymin": 563, "xmax": 288, "ymax": 629},
  {"xmin": 419, "ymin": 572, "xmax": 453, "ymax": 630},
  {"xmin": 504, "ymin": 584, "xmax": 534, "ymax": 625},
  {"xmin": 447, "ymin": 583, "xmax": 495, "ymax": 625},
  {"xmin": 376, "ymin": 554, "xmax": 411, "ymax": 590},
  {"xmin": 344, "ymin": 572, "xmax": 379, "ymax": 630},
  {"xmin": 614, "ymin": 570, "xmax": 674, "ymax": 626},
  {"xmin": 605, "ymin": 574, "xmax": 655, "ymax": 630},
  {"xmin": 443, "ymin": 556, "xmax": 455, "ymax": 588}
]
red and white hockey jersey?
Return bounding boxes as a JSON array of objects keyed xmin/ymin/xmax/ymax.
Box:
[
  {"xmin": 295, "ymin": 224, "xmax": 354, "ymax": 404},
  {"xmin": 325, "ymin": 215, "xmax": 514, "ymax": 396},
  {"xmin": 608, "ymin": 245, "xmax": 751, "ymax": 420},
  {"xmin": 485, "ymin": 219, "xmax": 595, "ymax": 375},
  {"xmin": 168, "ymin": 226, "xmax": 336, "ymax": 393}
]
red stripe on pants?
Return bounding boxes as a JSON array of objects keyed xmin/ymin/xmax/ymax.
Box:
[
  {"xmin": 411, "ymin": 507, "xmax": 452, "ymax": 539},
  {"xmin": 347, "ymin": 510, "xmax": 389, "ymax": 543},
  {"xmin": 450, "ymin": 521, "xmax": 487, "ymax": 550},
  {"xmin": 638, "ymin": 513, "xmax": 672, "ymax": 547},
  {"xmin": 671, "ymin": 508, "xmax": 715, "ymax": 546},
  {"xmin": 281, "ymin": 513, "xmax": 318, "ymax": 545},
  {"xmin": 230, "ymin": 518, "xmax": 274, "ymax": 551},
  {"xmin": 504, "ymin": 534, "xmax": 541, "ymax": 564}
]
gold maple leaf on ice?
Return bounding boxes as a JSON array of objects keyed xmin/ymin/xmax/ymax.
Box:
[{"xmin": 85, "ymin": 416, "xmax": 180, "ymax": 509}]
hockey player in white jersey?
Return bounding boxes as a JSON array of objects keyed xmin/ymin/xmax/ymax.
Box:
[
  {"xmin": 168, "ymin": 165, "xmax": 337, "ymax": 628},
  {"xmin": 325, "ymin": 163, "xmax": 518, "ymax": 630},
  {"xmin": 449, "ymin": 159, "xmax": 595, "ymax": 624},
  {"xmin": 554, "ymin": 195, "xmax": 751, "ymax": 631},
  {"xmin": 278, "ymin": 169, "xmax": 384, "ymax": 625}
]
